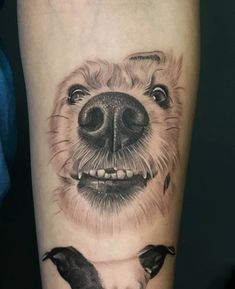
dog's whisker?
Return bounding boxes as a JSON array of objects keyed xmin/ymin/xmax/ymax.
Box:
[
  {"xmin": 49, "ymin": 149, "xmax": 69, "ymax": 163},
  {"xmin": 59, "ymin": 158, "xmax": 74, "ymax": 175},
  {"xmin": 150, "ymin": 119, "xmax": 164, "ymax": 125},
  {"xmin": 125, "ymin": 149, "xmax": 139, "ymax": 172},
  {"xmin": 54, "ymin": 208, "xmax": 63, "ymax": 215},
  {"xmin": 72, "ymin": 196, "xmax": 82, "ymax": 220},
  {"xmin": 76, "ymin": 144, "xmax": 98, "ymax": 170},
  {"xmin": 174, "ymin": 86, "xmax": 184, "ymax": 91},
  {"xmin": 148, "ymin": 187, "xmax": 166, "ymax": 216},
  {"xmin": 92, "ymin": 150, "xmax": 104, "ymax": 169},
  {"xmin": 134, "ymin": 141, "xmax": 154, "ymax": 175},
  {"xmin": 164, "ymin": 116, "xmax": 178, "ymax": 121},
  {"xmin": 47, "ymin": 114, "xmax": 71, "ymax": 120},
  {"xmin": 46, "ymin": 130, "xmax": 59, "ymax": 134},
  {"xmin": 166, "ymin": 126, "xmax": 179, "ymax": 131},
  {"xmin": 59, "ymin": 187, "xmax": 73, "ymax": 205},
  {"xmin": 121, "ymin": 149, "xmax": 129, "ymax": 170},
  {"xmin": 129, "ymin": 146, "xmax": 151, "ymax": 176},
  {"xmin": 50, "ymin": 139, "xmax": 70, "ymax": 149}
]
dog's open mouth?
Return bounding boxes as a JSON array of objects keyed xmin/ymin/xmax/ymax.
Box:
[{"xmin": 75, "ymin": 167, "xmax": 152, "ymax": 202}]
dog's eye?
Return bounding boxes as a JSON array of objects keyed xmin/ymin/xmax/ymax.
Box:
[
  {"xmin": 67, "ymin": 85, "xmax": 89, "ymax": 105},
  {"xmin": 150, "ymin": 85, "xmax": 170, "ymax": 109}
]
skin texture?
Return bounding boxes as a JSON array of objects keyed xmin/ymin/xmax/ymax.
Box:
[{"xmin": 18, "ymin": 1, "xmax": 200, "ymax": 288}]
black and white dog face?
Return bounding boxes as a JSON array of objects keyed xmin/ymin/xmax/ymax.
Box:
[
  {"xmin": 43, "ymin": 245, "xmax": 176, "ymax": 289},
  {"xmin": 49, "ymin": 51, "xmax": 183, "ymax": 233}
]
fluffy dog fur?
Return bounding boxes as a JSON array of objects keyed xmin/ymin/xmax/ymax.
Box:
[{"xmin": 48, "ymin": 51, "xmax": 183, "ymax": 233}]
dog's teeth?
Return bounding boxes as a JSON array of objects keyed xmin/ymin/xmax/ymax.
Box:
[
  {"xmin": 78, "ymin": 172, "xmax": 82, "ymax": 179},
  {"xmin": 143, "ymin": 171, "xmax": 147, "ymax": 179},
  {"xmin": 104, "ymin": 173, "xmax": 111, "ymax": 179},
  {"xmin": 145, "ymin": 267, "xmax": 152, "ymax": 274},
  {"xmin": 89, "ymin": 170, "xmax": 96, "ymax": 177},
  {"xmin": 126, "ymin": 170, "xmax": 133, "ymax": 178},
  {"xmin": 117, "ymin": 170, "xmax": 125, "ymax": 179},
  {"xmin": 97, "ymin": 169, "xmax": 105, "ymax": 178},
  {"xmin": 111, "ymin": 173, "xmax": 117, "ymax": 179}
]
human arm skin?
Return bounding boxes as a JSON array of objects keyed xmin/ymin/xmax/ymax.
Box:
[{"xmin": 18, "ymin": 1, "xmax": 200, "ymax": 288}]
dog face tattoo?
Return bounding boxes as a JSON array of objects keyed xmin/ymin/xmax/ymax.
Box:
[
  {"xmin": 45, "ymin": 50, "xmax": 183, "ymax": 288},
  {"xmin": 48, "ymin": 50, "xmax": 183, "ymax": 233},
  {"xmin": 43, "ymin": 245, "xmax": 176, "ymax": 289}
]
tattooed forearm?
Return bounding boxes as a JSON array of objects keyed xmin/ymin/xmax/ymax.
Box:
[
  {"xmin": 44, "ymin": 50, "xmax": 183, "ymax": 288},
  {"xmin": 43, "ymin": 244, "xmax": 175, "ymax": 289}
]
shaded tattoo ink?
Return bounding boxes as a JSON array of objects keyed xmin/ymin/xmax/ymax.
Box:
[
  {"xmin": 138, "ymin": 245, "xmax": 175, "ymax": 279},
  {"xmin": 43, "ymin": 244, "xmax": 175, "ymax": 289},
  {"xmin": 43, "ymin": 247, "xmax": 104, "ymax": 289},
  {"xmin": 48, "ymin": 50, "xmax": 183, "ymax": 232}
]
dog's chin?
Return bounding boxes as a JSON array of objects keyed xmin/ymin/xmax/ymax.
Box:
[{"xmin": 73, "ymin": 168, "xmax": 154, "ymax": 211}]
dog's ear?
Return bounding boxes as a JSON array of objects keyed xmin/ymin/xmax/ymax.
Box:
[{"xmin": 124, "ymin": 51, "xmax": 166, "ymax": 64}]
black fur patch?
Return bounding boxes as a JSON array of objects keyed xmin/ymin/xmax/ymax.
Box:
[{"xmin": 43, "ymin": 247, "xmax": 104, "ymax": 289}]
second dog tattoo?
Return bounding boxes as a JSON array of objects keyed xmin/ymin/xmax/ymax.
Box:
[
  {"xmin": 43, "ymin": 244, "xmax": 175, "ymax": 289},
  {"xmin": 48, "ymin": 50, "xmax": 183, "ymax": 233}
]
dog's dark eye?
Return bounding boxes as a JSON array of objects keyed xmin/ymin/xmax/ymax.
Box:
[
  {"xmin": 67, "ymin": 85, "xmax": 89, "ymax": 105},
  {"xmin": 150, "ymin": 85, "xmax": 170, "ymax": 109}
]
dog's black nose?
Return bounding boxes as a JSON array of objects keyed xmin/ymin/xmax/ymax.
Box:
[{"xmin": 78, "ymin": 92, "xmax": 149, "ymax": 152}]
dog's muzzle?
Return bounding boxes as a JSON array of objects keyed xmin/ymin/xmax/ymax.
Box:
[{"xmin": 75, "ymin": 92, "xmax": 151, "ymax": 203}]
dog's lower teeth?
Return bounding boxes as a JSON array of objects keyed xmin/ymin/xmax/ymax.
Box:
[
  {"xmin": 143, "ymin": 172, "xmax": 147, "ymax": 179},
  {"xmin": 89, "ymin": 170, "xmax": 96, "ymax": 177},
  {"xmin": 97, "ymin": 169, "xmax": 105, "ymax": 177},
  {"xmin": 78, "ymin": 172, "xmax": 82, "ymax": 179},
  {"xmin": 111, "ymin": 173, "xmax": 117, "ymax": 179},
  {"xmin": 126, "ymin": 170, "xmax": 133, "ymax": 178},
  {"xmin": 117, "ymin": 170, "xmax": 126, "ymax": 179}
]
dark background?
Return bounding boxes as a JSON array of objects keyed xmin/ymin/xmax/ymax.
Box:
[{"xmin": 0, "ymin": 1, "xmax": 235, "ymax": 289}]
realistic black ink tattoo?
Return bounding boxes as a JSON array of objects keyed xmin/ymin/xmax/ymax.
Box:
[
  {"xmin": 48, "ymin": 50, "xmax": 183, "ymax": 233},
  {"xmin": 43, "ymin": 244, "xmax": 175, "ymax": 289},
  {"xmin": 43, "ymin": 247, "xmax": 104, "ymax": 289}
]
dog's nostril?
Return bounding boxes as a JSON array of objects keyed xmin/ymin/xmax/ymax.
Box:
[
  {"xmin": 122, "ymin": 107, "xmax": 149, "ymax": 133},
  {"xmin": 78, "ymin": 107, "xmax": 104, "ymax": 131}
]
